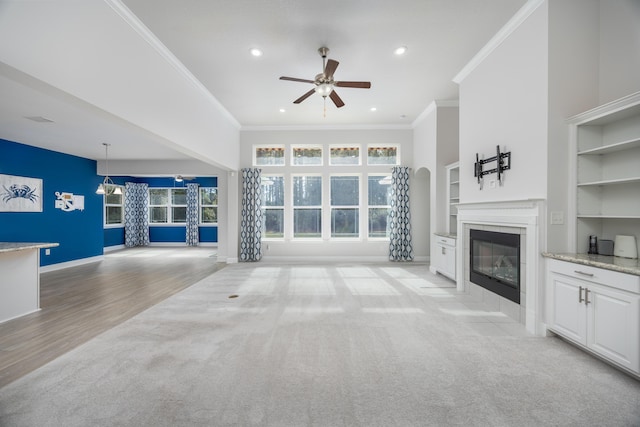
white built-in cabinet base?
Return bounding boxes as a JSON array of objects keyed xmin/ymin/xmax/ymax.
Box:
[{"xmin": 546, "ymin": 258, "xmax": 640, "ymax": 376}]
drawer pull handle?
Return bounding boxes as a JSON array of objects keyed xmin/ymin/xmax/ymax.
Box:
[
  {"xmin": 585, "ymin": 288, "xmax": 591, "ymax": 305},
  {"xmin": 574, "ymin": 270, "xmax": 594, "ymax": 277},
  {"xmin": 579, "ymin": 286, "xmax": 584, "ymax": 303}
]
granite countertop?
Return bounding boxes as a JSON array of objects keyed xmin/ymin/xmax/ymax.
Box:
[
  {"xmin": 0, "ymin": 242, "xmax": 60, "ymax": 254},
  {"xmin": 542, "ymin": 252, "xmax": 640, "ymax": 276},
  {"xmin": 434, "ymin": 232, "xmax": 457, "ymax": 239}
]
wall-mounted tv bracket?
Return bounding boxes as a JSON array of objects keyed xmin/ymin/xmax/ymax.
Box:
[{"xmin": 474, "ymin": 145, "xmax": 511, "ymax": 188}]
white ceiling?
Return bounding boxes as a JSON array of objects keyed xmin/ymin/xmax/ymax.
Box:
[{"xmin": 0, "ymin": 0, "xmax": 526, "ymax": 166}]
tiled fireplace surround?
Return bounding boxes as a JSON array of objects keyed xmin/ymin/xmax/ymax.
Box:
[{"xmin": 456, "ymin": 200, "xmax": 546, "ymax": 336}]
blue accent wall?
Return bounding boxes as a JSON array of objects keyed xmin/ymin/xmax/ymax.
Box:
[
  {"xmin": 0, "ymin": 139, "xmax": 103, "ymax": 266},
  {"xmin": 103, "ymin": 176, "xmax": 218, "ymax": 247}
]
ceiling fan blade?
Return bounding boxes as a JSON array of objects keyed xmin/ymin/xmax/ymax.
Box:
[
  {"xmin": 293, "ymin": 89, "xmax": 316, "ymax": 104},
  {"xmin": 280, "ymin": 76, "xmax": 315, "ymax": 84},
  {"xmin": 329, "ymin": 90, "xmax": 345, "ymax": 108},
  {"xmin": 324, "ymin": 59, "xmax": 339, "ymax": 79},
  {"xmin": 335, "ymin": 81, "xmax": 371, "ymax": 89}
]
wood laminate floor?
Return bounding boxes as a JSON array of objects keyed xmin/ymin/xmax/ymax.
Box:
[{"xmin": 0, "ymin": 247, "xmax": 224, "ymax": 388}]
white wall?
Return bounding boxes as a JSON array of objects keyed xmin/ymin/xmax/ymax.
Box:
[
  {"xmin": 412, "ymin": 102, "xmax": 458, "ymax": 263},
  {"xmin": 459, "ymin": 3, "xmax": 549, "ymax": 204},
  {"xmin": 546, "ymin": 0, "xmax": 600, "ymax": 252},
  {"xmin": 599, "ymin": 0, "xmax": 640, "ymax": 104},
  {"xmin": 239, "ymin": 128, "xmax": 417, "ymax": 260}
]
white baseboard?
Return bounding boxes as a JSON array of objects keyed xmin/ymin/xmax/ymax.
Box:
[
  {"xmin": 259, "ymin": 255, "xmax": 427, "ymax": 263},
  {"xmin": 147, "ymin": 242, "xmax": 218, "ymax": 247},
  {"xmin": 104, "ymin": 244, "xmax": 125, "ymax": 253},
  {"xmin": 40, "ymin": 255, "xmax": 103, "ymax": 273}
]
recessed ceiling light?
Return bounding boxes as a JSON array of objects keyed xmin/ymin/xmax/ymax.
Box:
[
  {"xmin": 279, "ymin": 108, "xmax": 286, "ymax": 113},
  {"xmin": 370, "ymin": 107, "xmax": 377, "ymax": 112},
  {"xmin": 250, "ymin": 48, "xmax": 263, "ymax": 57},
  {"xmin": 394, "ymin": 46, "xmax": 407, "ymax": 56}
]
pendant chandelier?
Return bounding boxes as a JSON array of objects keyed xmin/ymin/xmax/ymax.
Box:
[{"xmin": 96, "ymin": 143, "xmax": 122, "ymax": 195}]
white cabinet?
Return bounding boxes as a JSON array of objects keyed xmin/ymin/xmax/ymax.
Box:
[
  {"xmin": 446, "ymin": 162, "xmax": 459, "ymax": 235},
  {"xmin": 433, "ymin": 234, "xmax": 456, "ymax": 281},
  {"xmin": 547, "ymin": 258, "xmax": 640, "ymax": 374},
  {"xmin": 568, "ymin": 92, "xmax": 640, "ymax": 253}
]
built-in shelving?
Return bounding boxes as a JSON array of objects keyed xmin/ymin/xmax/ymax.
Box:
[
  {"xmin": 569, "ymin": 91, "xmax": 640, "ymax": 253},
  {"xmin": 446, "ymin": 162, "xmax": 459, "ymax": 235}
]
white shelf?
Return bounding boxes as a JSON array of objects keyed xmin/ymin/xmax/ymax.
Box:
[
  {"xmin": 446, "ymin": 162, "xmax": 460, "ymax": 235},
  {"xmin": 578, "ymin": 177, "xmax": 640, "ymax": 187},
  {"xmin": 578, "ymin": 137, "xmax": 640, "ymax": 156},
  {"xmin": 578, "ymin": 215, "xmax": 640, "ymax": 219}
]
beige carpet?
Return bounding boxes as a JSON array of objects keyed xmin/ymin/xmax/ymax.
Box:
[{"xmin": 1, "ymin": 262, "xmax": 639, "ymax": 426}]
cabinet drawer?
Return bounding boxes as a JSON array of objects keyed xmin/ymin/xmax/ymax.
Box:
[
  {"xmin": 547, "ymin": 259, "xmax": 640, "ymax": 294},
  {"xmin": 434, "ymin": 235, "xmax": 456, "ymax": 247}
]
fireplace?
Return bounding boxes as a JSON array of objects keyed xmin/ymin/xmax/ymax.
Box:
[{"xmin": 470, "ymin": 229, "xmax": 520, "ymax": 304}]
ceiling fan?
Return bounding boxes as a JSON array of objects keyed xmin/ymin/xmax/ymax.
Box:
[{"xmin": 279, "ymin": 47, "xmax": 371, "ymax": 109}]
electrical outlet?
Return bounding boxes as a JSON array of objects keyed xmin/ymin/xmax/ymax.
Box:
[
  {"xmin": 45, "ymin": 249, "xmax": 51, "ymax": 255},
  {"xmin": 489, "ymin": 180, "xmax": 496, "ymax": 189},
  {"xmin": 550, "ymin": 211, "xmax": 564, "ymax": 225}
]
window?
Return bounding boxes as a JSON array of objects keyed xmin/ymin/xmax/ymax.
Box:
[
  {"xmin": 292, "ymin": 145, "xmax": 322, "ymax": 166},
  {"xmin": 261, "ymin": 176, "xmax": 284, "ymax": 238},
  {"xmin": 368, "ymin": 175, "xmax": 392, "ymax": 238},
  {"xmin": 104, "ymin": 185, "xmax": 124, "ymax": 225},
  {"xmin": 200, "ymin": 187, "xmax": 218, "ymax": 224},
  {"xmin": 367, "ymin": 145, "xmax": 399, "ymax": 165},
  {"xmin": 330, "ymin": 145, "xmax": 360, "ymax": 166},
  {"xmin": 254, "ymin": 145, "xmax": 285, "ymax": 166},
  {"xmin": 293, "ymin": 175, "xmax": 322, "ymax": 238},
  {"xmin": 148, "ymin": 188, "xmax": 187, "ymax": 224},
  {"xmin": 330, "ymin": 175, "xmax": 359, "ymax": 238}
]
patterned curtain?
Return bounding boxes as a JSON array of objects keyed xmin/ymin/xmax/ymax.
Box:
[
  {"xmin": 388, "ymin": 166, "xmax": 413, "ymax": 261},
  {"xmin": 239, "ymin": 168, "xmax": 262, "ymax": 262},
  {"xmin": 124, "ymin": 182, "xmax": 150, "ymax": 247},
  {"xmin": 186, "ymin": 183, "xmax": 200, "ymax": 246}
]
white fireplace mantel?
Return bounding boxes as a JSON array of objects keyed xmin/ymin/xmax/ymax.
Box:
[{"xmin": 456, "ymin": 199, "xmax": 547, "ymax": 336}]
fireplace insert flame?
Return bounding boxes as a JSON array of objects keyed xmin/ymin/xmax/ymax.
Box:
[{"xmin": 470, "ymin": 229, "xmax": 520, "ymax": 304}]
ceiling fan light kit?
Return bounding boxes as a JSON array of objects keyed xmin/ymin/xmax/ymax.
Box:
[{"xmin": 279, "ymin": 47, "xmax": 371, "ymax": 113}]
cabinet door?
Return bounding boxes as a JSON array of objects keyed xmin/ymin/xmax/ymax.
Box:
[
  {"xmin": 550, "ymin": 273, "xmax": 587, "ymax": 345},
  {"xmin": 587, "ymin": 285, "xmax": 640, "ymax": 373},
  {"xmin": 443, "ymin": 245, "xmax": 456, "ymax": 280}
]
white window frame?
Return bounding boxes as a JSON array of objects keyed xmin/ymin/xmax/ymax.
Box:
[
  {"xmin": 103, "ymin": 184, "xmax": 125, "ymax": 227},
  {"xmin": 261, "ymin": 175, "xmax": 285, "ymax": 240},
  {"xmin": 148, "ymin": 188, "xmax": 188, "ymax": 225},
  {"xmin": 291, "ymin": 144, "xmax": 323, "ymax": 166},
  {"xmin": 199, "ymin": 187, "xmax": 218, "ymax": 225},
  {"xmin": 330, "ymin": 174, "xmax": 361, "ymax": 239},
  {"xmin": 366, "ymin": 144, "xmax": 400, "ymax": 166},
  {"xmin": 292, "ymin": 174, "xmax": 323, "ymax": 239},
  {"xmin": 253, "ymin": 144, "xmax": 285, "ymax": 167},
  {"xmin": 329, "ymin": 144, "xmax": 361, "ymax": 166},
  {"xmin": 367, "ymin": 174, "xmax": 392, "ymax": 239}
]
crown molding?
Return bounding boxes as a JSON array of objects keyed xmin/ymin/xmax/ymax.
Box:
[
  {"xmin": 452, "ymin": 0, "xmax": 545, "ymax": 84},
  {"xmin": 412, "ymin": 99, "xmax": 459, "ymax": 128},
  {"xmin": 105, "ymin": 0, "xmax": 241, "ymax": 129}
]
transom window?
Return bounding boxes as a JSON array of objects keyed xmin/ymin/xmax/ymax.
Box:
[
  {"xmin": 292, "ymin": 145, "xmax": 323, "ymax": 166},
  {"xmin": 330, "ymin": 146, "xmax": 360, "ymax": 165},
  {"xmin": 254, "ymin": 145, "xmax": 285, "ymax": 166},
  {"xmin": 367, "ymin": 145, "xmax": 399, "ymax": 165},
  {"xmin": 149, "ymin": 188, "xmax": 187, "ymax": 224}
]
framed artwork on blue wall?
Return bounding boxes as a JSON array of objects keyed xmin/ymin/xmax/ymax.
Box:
[{"xmin": 0, "ymin": 174, "xmax": 43, "ymax": 212}]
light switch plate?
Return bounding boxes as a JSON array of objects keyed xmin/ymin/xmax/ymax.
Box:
[{"xmin": 550, "ymin": 211, "xmax": 564, "ymax": 225}]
